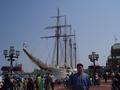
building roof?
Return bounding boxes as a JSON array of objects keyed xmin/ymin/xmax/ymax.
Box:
[{"xmin": 111, "ymin": 43, "xmax": 120, "ymax": 50}]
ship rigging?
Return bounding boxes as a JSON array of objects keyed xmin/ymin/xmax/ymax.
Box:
[
  {"xmin": 23, "ymin": 8, "xmax": 77, "ymax": 79},
  {"xmin": 41, "ymin": 8, "xmax": 76, "ymax": 69}
]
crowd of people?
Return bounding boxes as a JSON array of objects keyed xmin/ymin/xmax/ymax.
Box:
[
  {"xmin": 0, "ymin": 73, "xmax": 55, "ymax": 90},
  {"xmin": 0, "ymin": 63, "xmax": 120, "ymax": 90}
]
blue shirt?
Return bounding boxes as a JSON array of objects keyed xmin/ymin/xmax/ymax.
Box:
[{"xmin": 69, "ymin": 73, "xmax": 90, "ymax": 90}]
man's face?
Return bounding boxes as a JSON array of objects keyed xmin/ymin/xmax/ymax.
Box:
[{"xmin": 77, "ymin": 65, "xmax": 83, "ymax": 74}]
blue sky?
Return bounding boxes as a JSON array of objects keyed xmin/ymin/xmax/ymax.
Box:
[{"xmin": 1, "ymin": 0, "xmax": 120, "ymax": 72}]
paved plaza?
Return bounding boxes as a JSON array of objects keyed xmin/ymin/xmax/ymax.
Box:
[
  {"xmin": 90, "ymin": 80, "xmax": 111, "ymax": 90},
  {"xmin": 54, "ymin": 79, "xmax": 112, "ymax": 90}
]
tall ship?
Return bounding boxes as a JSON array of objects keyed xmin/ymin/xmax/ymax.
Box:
[{"xmin": 23, "ymin": 9, "xmax": 77, "ymax": 79}]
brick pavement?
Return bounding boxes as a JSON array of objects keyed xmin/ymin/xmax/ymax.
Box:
[
  {"xmin": 90, "ymin": 80, "xmax": 111, "ymax": 90},
  {"xmin": 54, "ymin": 79, "xmax": 112, "ymax": 90}
]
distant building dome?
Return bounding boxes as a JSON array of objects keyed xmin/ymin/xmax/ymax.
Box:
[
  {"xmin": 111, "ymin": 43, "xmax": 120, "ymax": 50},
  {"xmin": 106, "ymin": 43, "xmax": 120, "ymax": 72},
  {"xmin": 111, "ymin": 43, "xmax": 120, "ymax": 56}
]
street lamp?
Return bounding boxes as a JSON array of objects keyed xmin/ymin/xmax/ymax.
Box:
[
  {"xmin": 88, "ymin": 52, "xmax": 99, "ymax": 85},
  {"xmin": 3, "ymin": 46, "xmax": 20, "ymax": 76}
]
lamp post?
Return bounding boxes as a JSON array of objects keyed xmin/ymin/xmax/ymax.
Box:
[
  {"xmin": 3, "ymin": 46, "xmax": 20, "ymax": 76},
  {"xmin": 88, "ymin": 52, "xmax": 99, "ymax": 85}
]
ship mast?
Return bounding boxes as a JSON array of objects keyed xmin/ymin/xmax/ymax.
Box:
[
  {"xmin": 63, "ymin": 16, "xmax": 74, "ymax": 68},
  {"xmin": 41, "ymin": 8, "xmax": 71, "ymax": 68},
  {"xmin": 69, "ymin": 26, "xmax": 73, "ymax": 68},
  {"xmin": 64, "ymin": 16, "xmax": 67, "ymax": 68},
  {"xmin": 73, "ymin": 32, "xmax": 77, "ymax": 68}
]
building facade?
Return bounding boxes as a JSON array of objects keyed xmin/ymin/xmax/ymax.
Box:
[{"xmin": 106, "ymin": 43, "xmax": 120, "ymax": 72}]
